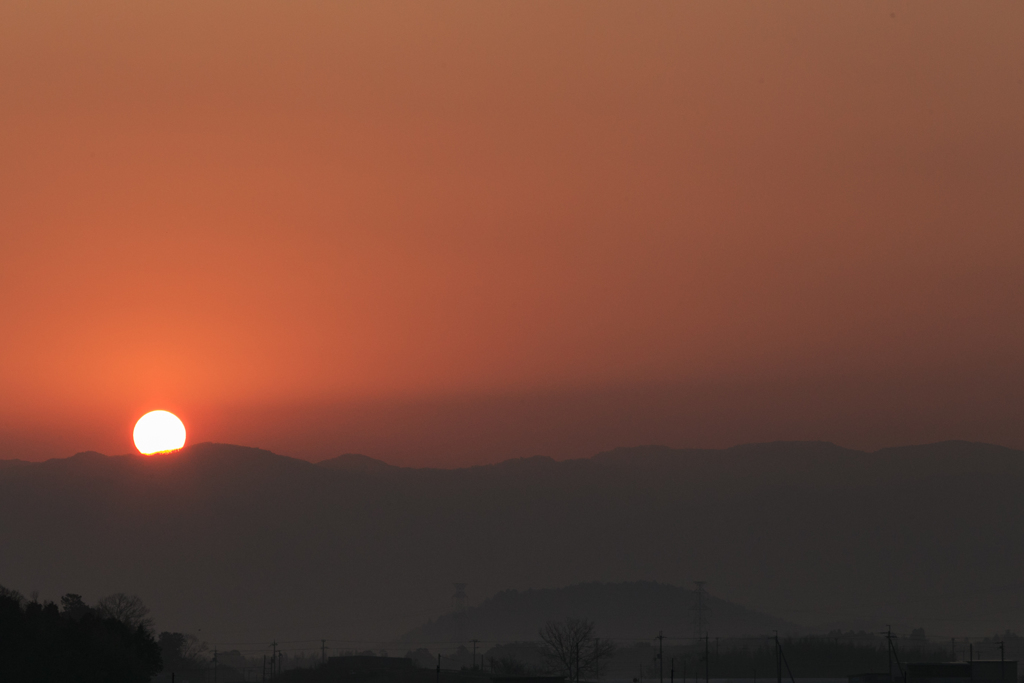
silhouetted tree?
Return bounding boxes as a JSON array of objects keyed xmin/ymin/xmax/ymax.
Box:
[
  {"xmin": 406, "ymin": 648, "xmax": 436, "ymax": 668},
  {"xmin": 0, "ymin": 587, "xmax": 161, "ymax": 682},
  {"xmin": 97, "ymin": 593, "xmax": 153, "ymax": 631},
  {"xmin": 159, "ymin": 630, "xmax": 210, "ymax": 674},
  {"xmin": 540, "ymin": 618, "xmax": 615, "ymax": 682},
  {"xmin": 0, "ymin": 585, "xmax": 24, "ymax": 605},
  {"xmin": 60, "ymin": 592, "xmax": 91, "ymax": 620}
]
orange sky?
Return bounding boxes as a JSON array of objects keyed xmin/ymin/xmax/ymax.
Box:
[{"xmin": 1, "ymin": 2, "xmax": 1022, "ymax": 465}]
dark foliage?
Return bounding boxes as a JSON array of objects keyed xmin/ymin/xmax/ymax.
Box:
[
  {"xmin": 0, "ymin": 589, "xmax": 162, "ymax": 683},
  {"xmin": 158, "ymin": 630, "xmax": 210, "ymax": 677}
]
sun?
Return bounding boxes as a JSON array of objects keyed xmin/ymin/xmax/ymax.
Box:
[{"xmin": 133, "ymin": 410, "xmax": 186, "ymax": 455}]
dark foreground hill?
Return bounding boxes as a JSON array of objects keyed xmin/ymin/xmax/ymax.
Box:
[
  {"xmin": 1, "ymin": 440, "xmax": 1023, "ymax": 644},
  {"xmin": 401, "ymin": 581, "xmax": 799, "ymax": 643}
]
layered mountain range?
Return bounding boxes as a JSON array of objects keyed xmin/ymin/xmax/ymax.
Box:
[{"xmin": 1, "ymin": 440, "xmax": 1022, "ymax": 644}]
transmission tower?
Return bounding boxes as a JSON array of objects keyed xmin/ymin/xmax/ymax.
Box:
[
  {"xmin": 452, "ymin": 583, "xmax": 469, "ymax": 644},
  {"xmin": 692, "ymin": 582, "xmax": 710, "ymax": 641},
  {"xmin": 452, "ymin": 583, "xmax": 469, "ymax": 612}
]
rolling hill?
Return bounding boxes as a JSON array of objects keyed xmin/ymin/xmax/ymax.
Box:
[
  {"xmin": 400, "ymin": 581, "xmax": 800, "ymax": 643},
  {"xmin": 0, "ymin": 440, "xmax": 1022, "ymax": 645}
]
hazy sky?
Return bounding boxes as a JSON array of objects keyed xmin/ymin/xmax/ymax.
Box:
[{"xmin": 1, "ymin": 2, "xmax": 1022, "ymax": 465}]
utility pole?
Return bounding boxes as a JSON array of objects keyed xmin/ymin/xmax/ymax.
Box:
[
  {"xmin": 1000, "ymin": 642, "xmax": 1006, "ymax": 682},
  {"xmin": 775, "ymin": 633, "xmax": 782, "ymax": 683},
  {"xmin": 705, "ymin": 634, "xmax": 710, "ymax": 683},
  {"xmin": 262, "ymin": 656, "xmax": 266, "ymax": 683},
  {"xmin": 658, "ymin": 632, "xmax": 665, "ymax": 683},
  {"xmin": 774, "ymin": 632, "xmax": 796, "ymax": 683},
  {"xmin": 887, "ymin": 627, "xmax": 893, "ymax": 682},
  {"xmin": 437, "ymin": 653, "xmax": 441, "ymax": 683},
  {"xmin": 671, "ymin": 658, "xmax": 675, "ymax": 683},
  {"xmin": 471, "ymin": 639, "xmax": 479, "ymax": 670},
  {"xmin": 272, "ymin": 642, "xmax": 278, "ymax": 680},
  {"xmin": 883, "ymin": 626, "xmax": 905, "ymax": 683},
  {"xmin": 214, "ymin": 648, "xmax": 218, "ymax": 683}
]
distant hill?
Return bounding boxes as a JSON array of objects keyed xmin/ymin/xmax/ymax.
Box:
[
  {"xmin": 1, "ymin": 440, "xmax": 1024, "ymax": 645},
  {"xmin": 317, "ymin": 452, "xmax": 401, "ymax": 473},
  {"xmin": 401, "ymin": 581, "xmax": 800, "ymax": 644}
]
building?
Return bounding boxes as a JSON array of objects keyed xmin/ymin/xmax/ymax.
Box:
[
  {"xmin": 326, "ymin": 655, "xmax": 416, "ymax": 673},
  {"xmin": 906, "ymin": 661, "xmax": 1017, "ymax": 683},
  {"xmin": 851, "ymin": 662, "xmax": 1018, "ymax": 683},
  {"xmin": 850, "ymin": 674, "xmax": 895, "ymax": 683}
]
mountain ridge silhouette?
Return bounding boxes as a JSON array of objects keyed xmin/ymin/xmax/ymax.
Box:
[{"xmin": 0, "ymin": 440, "xmax": 1021, "ymax": 643}]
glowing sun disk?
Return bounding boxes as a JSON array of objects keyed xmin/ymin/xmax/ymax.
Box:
[{"xmin": 133, "ymin": 410, "xmax": 186, "ymax": 455}]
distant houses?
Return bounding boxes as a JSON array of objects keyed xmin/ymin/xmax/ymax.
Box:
[
  {"xmin": 304, "ymin": 655, "xmax": 566, "ymax": 683},
  {"xmin": 325, "ymin": 655, "xmax": 417, "ymax": 673},
  {"xmin": 906, "ymin": 661, "xmax": 1017, "ymax": 683},
  {"xmin": 852, "ymin": 661, "xmax": 1018, "ymax": 683}
]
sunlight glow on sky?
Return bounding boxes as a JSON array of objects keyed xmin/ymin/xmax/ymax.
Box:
[{"xmin": 1, "ymin": 2, "xmax": 1022, "ymax": 464}]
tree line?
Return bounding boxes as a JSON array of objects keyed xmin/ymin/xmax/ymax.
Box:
[{"xmin": 0, "ymin": 584, "xmax": 209, "ymax": 682}]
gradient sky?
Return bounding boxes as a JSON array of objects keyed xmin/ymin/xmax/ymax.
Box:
[{"xmin": 1, "ymin": 2, "xmax": 1022, "ymax": 465}]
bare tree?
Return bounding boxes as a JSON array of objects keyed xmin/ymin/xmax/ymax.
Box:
[
  {"xmin": 180, "ymin": 633, "xmax": 209, "ymax": 662},
  {"xmin": 539, "ymin": 618, "xmax": 615, "ymax": 682},
  {"xmin": 95, "ymin": 593, "xmax": 153, "ymax": 632}
]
